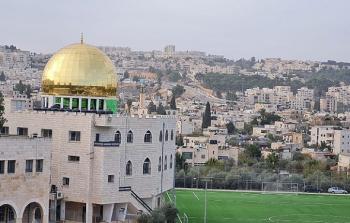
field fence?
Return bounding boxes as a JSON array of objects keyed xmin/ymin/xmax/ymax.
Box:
[{"xmin": 175, "ymin": 170, "xmax": 350, "ymax": 192}]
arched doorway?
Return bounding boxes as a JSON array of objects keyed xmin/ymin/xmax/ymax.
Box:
[
  {"xmin": 0, "ymin": 204, "xmax": 16, "ymax": 223},
  {"xmin": 22, "ymin": 203, "xmax": 43, "ymax": 223}
]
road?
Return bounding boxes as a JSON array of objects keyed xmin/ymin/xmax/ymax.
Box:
[{"xmin": 163, "ymin": 81, "xmax": 227, "ymax": 104}]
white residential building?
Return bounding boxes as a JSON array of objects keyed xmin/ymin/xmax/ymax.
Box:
[{"xmin": 310, "ymin": 126, "xmax": 337, "ymax": 147}]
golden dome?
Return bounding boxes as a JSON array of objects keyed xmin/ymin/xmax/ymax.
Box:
[{"xmin": 42, "ymin": 42, "xmax": 118, "ymax": 97}]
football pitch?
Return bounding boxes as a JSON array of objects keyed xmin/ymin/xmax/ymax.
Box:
[{"xmin": 171, "ymin": 189, "xmax": 350, "ymax": 223}]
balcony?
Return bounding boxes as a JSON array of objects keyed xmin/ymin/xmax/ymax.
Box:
[{"xmin": 94, "ymin": 141, "xmax": 119, "ymax": 147}]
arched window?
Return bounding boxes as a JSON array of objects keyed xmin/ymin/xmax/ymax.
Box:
[
  {"xmin": 164, "ymin": 155, "xmax": 167, "ymax": 170},
  {"xmin": 165, "ymin": 130, "xmax": 169, "ymax": 141},
  {"xmin": 170, "ymin": 154, "xmax": 173, "ymax": 169},
  {"xmin": 171, "ymin": 130, "xmax": 174, "ymax": 141},
  {"xmin": 158, "ymin": 156, "xmax": 161, "ymax": 172},
  {"xmin": 144, "ymin": 130, "xmax": 152, "ymax": 143},
  {"xmin": 115, "ymin": 131, "xmax": 121, "ymax": 143},
  {"xmin": 126, "ymin": 161, "xmax": 132, "ymax": 176},
  {"xmin": 127, "ymin": 130, "xmax": 133, "ymax": 143},
  {"xmin": 159, "ymin": 130, "xmax": 163, "ymax": 142},
  {"xmin": 143, "ymin": 158, "xmax": 151, "ymax": 174}
]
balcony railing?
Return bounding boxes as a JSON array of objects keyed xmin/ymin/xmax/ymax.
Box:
[{"xmin": 94, "ymin": 141, "xmax": 120, "ymax": 147}]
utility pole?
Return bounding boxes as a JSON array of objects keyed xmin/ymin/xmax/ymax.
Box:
[{"xmin": 204, "ymin": 181, "xmax": 207, "ymax": 223}]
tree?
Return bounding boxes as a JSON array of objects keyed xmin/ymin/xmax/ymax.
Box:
[
  {"xmin": 226, "ymin": 121, "xmax": 235, "ymax": 134},
  {"xmin": 171, "ymin": 85, "xmax": 185, "ymax": 98},
  {"xmin": 137, "ymin": 213, "xmax": 151, "ymax": 223},
  {"xmin": 157, "ymin": 103, "xmax": 166, "ymax": 115},
  {"xmin": 176, "ymin": 134, "xmax": 184, "ymax": 146},
  {"xmin": 175, "ymin": 152, "xmax": 186, "ymax": 170},
  {"xmin": 14, "ymin": 80, "xmax": 26, "ymax": 94},
  {"xmin": 244, "ymin": 144, "xmax": 261, "ymax": 160},
  {"xmin": 258, "ymin": 109, "xmax": 281, "ymax": 125},
  {"xmin": 25, "ymin": 85, "xmax": 32, "ymax": 98},
  {"xmin": 170, "ymin": 96, "xmax": 176, "ymax": 110},
  {"xmin": 202, "ymin": 102, "xmax": 211, "ymax": 129},
  {"xmin": 226, "ymin": 91, "xmax": 237, "ymax": 101},
  {"xmin": 205, "ymin": 158, "xmax": 222, "ymax": 168},
  {"xmin": 132, "ymin": 76, "xmax": 140, "ymax": 82},
  {"xmin": 147, "ymin": 101, "xmax": 157, "ymax": 114},
  {"xmin": 0, "ymin": 91, "xmax": 6, "ymax": 129},
  {"xmin": 126, "ymin": 99, "xmax": 133, "ymax": 114},
  {"xmin": 0, "ymin": 72, "xmax": 6, "ymax": 82},
  {"xmin": 150, "ymin": 209, "xmax": 166, "ymax": 223},
  {"xmin": 319, "ymin": 141, "xmax": 331, "ymax": 151},
  {"xmin": 216, "ymin": 90, "xmax": 222, "ymax": 99},
  {"xmin": 293, "ymin": 151, "xmax": 306, "ymax": 161},
  {"xmin": 161, "ymin": 203, "xmax": 178, "ymax": 223},
  {"xmin": 266, "ymin": 152, "xmax": 279, "ymax": 169},
  {"xmin": 124, "ymin": 71, "xmax": 129, "ymax": 79},
  {"xmin": 168, "ymin": 71, "xmax": 181, "ymax": 82},
  {"xmin": 242, "ymin": 123, "xmax": 253, "ymax": 135}
]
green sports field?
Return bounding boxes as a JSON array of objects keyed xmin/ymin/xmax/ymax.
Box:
[{"xmin": 172, "ymin": 189, "xmax": 350, "ymax": 223}]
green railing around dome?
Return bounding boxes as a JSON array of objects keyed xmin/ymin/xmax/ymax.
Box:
[{"xmin": 48, "ymin": 96, "xmax": 119, "ymax": 113}]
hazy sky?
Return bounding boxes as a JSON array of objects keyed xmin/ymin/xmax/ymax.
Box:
[{"xmin": 1, "ymin": 0, "xmax": 349, "ymax": 61}]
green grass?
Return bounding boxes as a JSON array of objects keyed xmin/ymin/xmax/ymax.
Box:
[{"xmin": 170, "ymin": 189, "xmax": 350, "ymax": 223}]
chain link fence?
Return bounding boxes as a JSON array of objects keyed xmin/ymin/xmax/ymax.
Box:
[{"xmin": 175, "ymin": 168, "xmax": 350, "ymax": 193}]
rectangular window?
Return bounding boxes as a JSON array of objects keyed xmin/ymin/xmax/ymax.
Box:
[
  {"xmin": 63, "ymin": 177, "xmax": 70, "ymax": 186},
  {"xmin": 25, "ymin": 160, "xmax": 33, "ymax": 173},
  {"xmin": 99, "ymin": 99, "xmax": 104, "ymax": 110},
  {"xmin": 69, "ymin": 131, "xmax": 81, "ymax": 142},
  {"xmin": 81, "ymin": 98, "xmax": 88, "ymax": 110},
  {"xmin": 72, "ymin": 98, "xmax": 79, "ymax": 109},
  {"xmin": 36, "ymin": 159, "xmax": 43, "ymax": 172},
  {"xmin": 68, "ymin": 156, "xmax": 80, "ymax": 162},
  {"xmin": 182, "ymin": 152, "xmax": 193, "ymax": 159},
  {"xmin": 63, "ymin": 98, "xmax": 70, "ymax": 109},
  {"xmin": 108, "ymin": 175, "xmax": 114, "ymax": 183},
  {"xmin": 90, "ymin": 99, "xmax": 97, "ymax": 110},
  {"xmin": 55, "ymin": 97, "xmax": 61, "ymax": 104},
  {"xmin": 7, "ymin": 160, "xmax": 15, "ymax": 173},
  {"xmin": 17, "ymin": 127, "xmax": 28, "ymax": 136},
  {"xmin": 41, "ymin": 129, "xmax": 52, "ymax": 138},
  {"xmin": 0, "ymin": 161, "xmax": 4, "ymax": 174},
  {"xmin": 0, "ymin": 126, "xmax": 9, "ymax": 135}
]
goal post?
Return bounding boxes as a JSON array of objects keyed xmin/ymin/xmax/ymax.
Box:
[{"xmin": 262, "ymin": 182, "xmax": 299, "ymax": 192}]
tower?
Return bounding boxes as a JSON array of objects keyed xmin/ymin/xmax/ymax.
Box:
[{"xmin": 138, "ymin": 84, "xmax": 148, "ymax": 115}]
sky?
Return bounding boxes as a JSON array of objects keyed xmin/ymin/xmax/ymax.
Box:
[{"xmin": 1, "ymin": 0, "xmax": 349, "ymax": 62}]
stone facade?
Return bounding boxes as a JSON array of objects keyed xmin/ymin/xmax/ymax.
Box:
[
  {"xmin": 1, "ymin": 104, "xmax": 176, "ymax": 223},
  {"xmin": 0, "ymin": 137, "xmax": 51, "ymax": 223}
]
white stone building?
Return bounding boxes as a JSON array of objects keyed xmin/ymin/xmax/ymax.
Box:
[
  {"xmin": 320, "ymin": 96, "xmax": 337, "ymax": 113},
  {"xmin": 309, "ymin": 126, "xmax": 337, "ymax": 147},
  {"xmin": 0, "ymin": 40, "xmax": 176, "ymax": 223}
]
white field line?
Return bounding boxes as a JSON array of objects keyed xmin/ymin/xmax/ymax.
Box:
[
  {"xmin": 192, "ymin": 191, "xmax": 200, "ymax": 200},
  {"xmin": 177, "ymin": 214, "xmax": 183, "ymax": 223},
  {"xmin": 166, "ymin": 191, "xmax": 183, "ymax": 223},
  {"xmin": 166, "ymin": 191, "xmax": 173, "ymax": 203}
]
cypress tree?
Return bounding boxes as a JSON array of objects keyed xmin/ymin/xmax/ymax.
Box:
[
  {"xmin": 157, "ymin": 103, "xmax": 166, "ymax": 115},
  {"xmin": 202, "ymin": 102, "xmax": 211, "ymax": 129},
  {"xmin": 0, "ymin": 72, "xmax": 6, "ymax": 82},
  {"xmin": 147, "ymin": 101, "xmax": 157, "ymax": 114},
  {"xmin": 170, "ymin": 96, "xmax": 176, "ymax": 110},
  {"xmin": 0, "ymin": 91, "xmax": 6, "ymax": 129}
]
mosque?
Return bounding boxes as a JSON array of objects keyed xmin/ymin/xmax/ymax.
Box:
[{"xmin": 0, "ymin": 37, "xmax": 176, "ymax": 223}]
